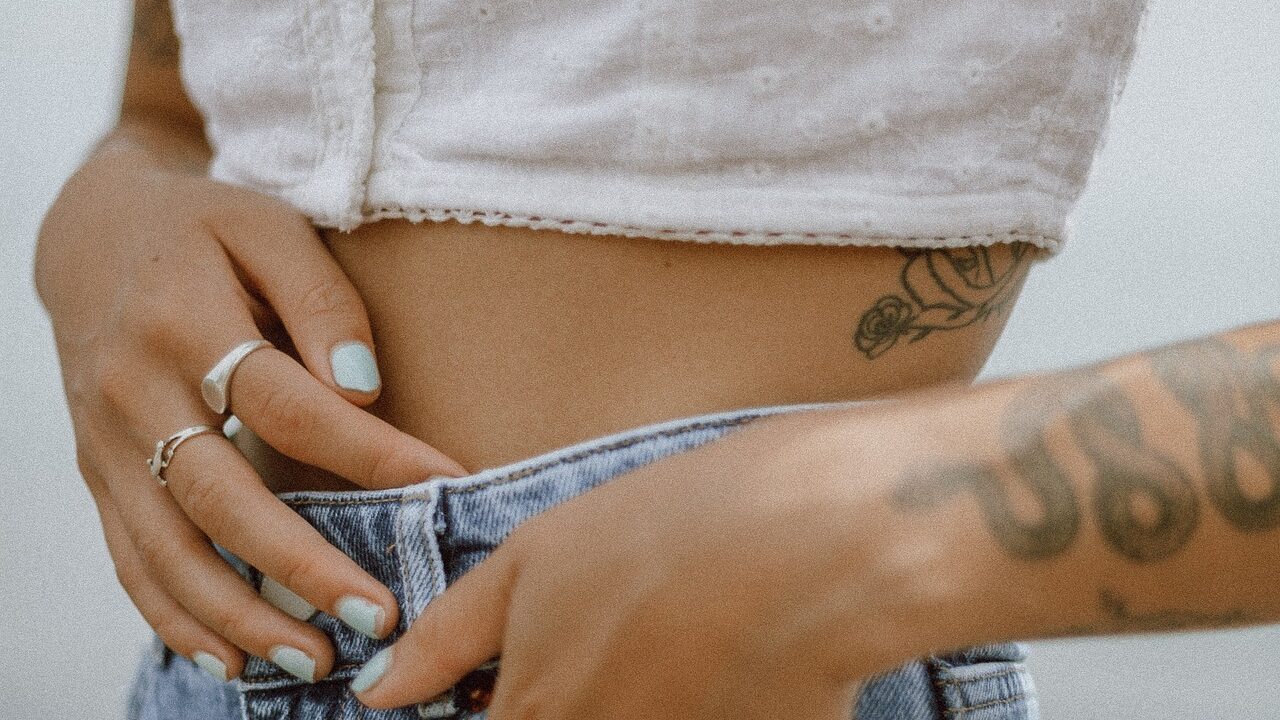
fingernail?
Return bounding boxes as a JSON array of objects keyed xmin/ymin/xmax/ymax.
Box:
[
  {"xmin": 331, "ymin": 342, "xmax": 381, "ymax": 393},
  {"xmin": 351, "ymin": 647, "xmax": 392, "ymax": 694},
  {"xmin": 269, "ymin": 645, "xmax": 317, "ymax": 683},
  {"xmin": 192, "ymin": 651, "xmax": 228, "ymax": 682},
  {"xmin": 337, "ymin": 595, "xmax": 386, "ymax": 640},
  {"xmin": 261, "ymin": 576, "xmax": 317, "ymax": 621}
]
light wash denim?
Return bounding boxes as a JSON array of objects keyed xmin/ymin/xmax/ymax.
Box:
[{"xmin": 127, "ymin": 400, "xmax": 1038, "ymax": 720}]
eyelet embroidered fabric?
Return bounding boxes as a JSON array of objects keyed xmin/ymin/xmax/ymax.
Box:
[{"xmin": 169, "ymin": 0, "xmax": 1150, "ymax": 253}]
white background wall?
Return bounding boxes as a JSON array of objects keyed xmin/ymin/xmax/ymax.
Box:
[{"xmin": 1, "ymin": 1, "xmax": 1277, "ymax": 717}]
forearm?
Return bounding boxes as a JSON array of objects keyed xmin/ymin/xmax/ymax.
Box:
[
  {"xmin": 800, "ymin": 317, "xmax": 1280, "ymax": 672},
  {"xmin": 69, "ymin": 0, "xmax": 210, "ymax": 191}
]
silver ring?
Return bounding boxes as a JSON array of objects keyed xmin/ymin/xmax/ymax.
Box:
[
  {"xmin": 147, "ymin": 425, "xmax": 221, "ymax": 486},
  {"xmin": 201, "ymin": 339, "xmax": 273, "ymax": 414}
]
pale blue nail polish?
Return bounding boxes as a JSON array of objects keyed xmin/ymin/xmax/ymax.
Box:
[
  {"xmin": 337, "ymin": 596, "xmax": 385, "ymax": 640},
  {"xmin": 331, "ymin": 342, "xmax": 381, "ymax": 393},
  {"xmin": 351, "ymin": 647, "xmax": 392, "ymax": 694},
  {"xmin": 260, "ymin": 576, "xmax": 316, "ymax": 621},
  {"xmin": 192, "ymin": 651, "xmax": 228, "ymax": 682},
  {"xmin": 270, "ymin": 645, "xmax": 317, "ymax": 683}
]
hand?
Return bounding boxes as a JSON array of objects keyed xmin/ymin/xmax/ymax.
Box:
[
  {"xmin": 350, "ymin": 410, "xmax": 917, "ymax": 719},
  {"xmin": 35, "ymin": 134, "xmax": 467, "ymax": 682}
]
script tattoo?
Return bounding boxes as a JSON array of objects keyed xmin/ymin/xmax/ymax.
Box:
[
  {"xmin": 1065, "ymin": 381, "xmax": 1199, "ymax": 562},
  {"xmin": 852, "ymin": 243, "xmax": 1034, "ymax": 359},
  {"xmin": 133, "ymin": 0, "xmax": 180, "ymax": 62},
  {"xmin": 892, "ymin": 376, "xmax": 1196, "ymax": 563},
  {"xmin": 891, "ymin": 384, "xmax": 1080, "ymax": 560},
  {"xmin": 893, "ymin": 338, "xmax": 1280, "ymax": 563},
  {"xmin": 1150, "ymin": 340, "xmax": 1280, "ymax": 531}
]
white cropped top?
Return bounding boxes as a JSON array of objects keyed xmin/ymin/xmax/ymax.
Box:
[{"xmin": 169, "ymin": 0, "xmax": 1150, "ymax": 252}]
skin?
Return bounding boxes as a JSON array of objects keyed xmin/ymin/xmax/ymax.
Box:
[
  {"xmin": 35, "ymin": 0, "xmax": 467, "ymax": 681},
  {"xmin": 296, "ymin": 223, "xmax": 1037, "ymax": 483},
  {"xmin": 34, "ymin": 0, "xmax": 1078, "ymax": 709},
  {"xmin": 354, "ymin": 321, "xmax": 1280, "ymax": 717},
  {"xmin": 40, "ymin": 2, "xmax": 1280, "ymax": 717}
]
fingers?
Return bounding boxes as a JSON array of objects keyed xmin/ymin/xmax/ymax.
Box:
[
  {"xmin": 92, "ymin": 435, "xmax": 340, "ymax": 681},
  {"xmin": 211, "ymin": 203, "xmax": 383, "ymax": 406},
  {"xmin": 106, "ymin": 448, "xmax": 342, "ymax": 682},
  {"xmin": 351, "ymin": 537, "xmax": 520, "ymax": 708},
  {"xmin": 228, "ymin": 346, "xmax": 466, "ymax": 486},
  {"xmin": 93, "ymin": 486, "xmax": 245, "ymax": 682},
  {"xmin": 161, "ymin": 432, "xmax": 401, "ymax": 640}
]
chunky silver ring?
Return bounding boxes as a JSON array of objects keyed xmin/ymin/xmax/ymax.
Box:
[
  {"xmin": 147, "ymin": 425, "xmax": 221, "ymax": 486},
  {"xmin": 201, "ymin": 339, "xmax": 273, "ymax": 414}
]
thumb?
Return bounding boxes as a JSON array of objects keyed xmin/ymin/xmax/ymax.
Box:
[{"xmin": 353, "ymin": 541, "xmax": 520, "ymax": 709}]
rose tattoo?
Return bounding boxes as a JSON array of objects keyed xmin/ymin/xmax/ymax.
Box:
[{"xmin": 852, "ymin": 243, "xmax": 1033, "ymax": 359}]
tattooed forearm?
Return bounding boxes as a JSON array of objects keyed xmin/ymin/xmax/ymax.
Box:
[
  {"xmin": 1151, "ymin": 339, "xmax": 1280, "ymax": 531},
  {"xmin": 852, "ymin": 243, "xmax": 1034, "ymax": 359},
  {"xmin": 1037, "ymin": 588, "xmax": 1257, "ymax": 639},
  {"xmin": 891, "ymin": 338, "xmax": 1280, "ymax": 564},
  {"xmin": 890, "ymin": 385, "xmax": 1081, "ymax": 561},
  {"xmin": 132, "ymin": 0, "xmax": 180, "ymax": 63},
  {"xmin": 1066, "ymin": 379, "xmax": 1199, "ymax": 562}
]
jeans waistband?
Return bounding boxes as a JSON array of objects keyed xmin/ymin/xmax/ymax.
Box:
[{"xmin": 229, "ymin": 399, "xmax": 866, "ymax": 718}]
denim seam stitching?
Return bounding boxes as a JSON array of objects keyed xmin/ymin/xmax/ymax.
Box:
[
  {"xmin": 282, "ymin": 415, "xmax": 763, "ymax": 508},
  {"xmin": 943, "ymin": 693, "xmax": 1028, "ymax": 714},
  {"xmin": 242, "ymin": 660, "xmax": 369, "ymax": 685},
  {"xmin": 442, "ymin": 415, "xmax": 758, "ymax": 495},
  {"xmin": 397, "ymin": 495, "xmax": 417, "ymax": 627},
  {"xmin": 236, "ymin": 506, "xmax": 424, "ymax": 686},
  {"xmin": 932, "ymin": 666, "xmax": 1025, "ymax": 686}
]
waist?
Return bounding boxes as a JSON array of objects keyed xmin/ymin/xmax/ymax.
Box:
[
  {"xmin": 255, "ymin": 218, "xmax": 1037, "ymax": 491},
  {"xmin": 167, "ymin": 403, "xmax": 1029, "ymax": 720}
]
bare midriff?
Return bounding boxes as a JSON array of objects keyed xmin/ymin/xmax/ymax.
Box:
[{"xmin": 255, "ymin": 218, "xmax": 1040, "ymax": 492}]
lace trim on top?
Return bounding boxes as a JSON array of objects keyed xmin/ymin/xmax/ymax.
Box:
[{"xmin": 358, "ymin": 205, "xmax": 1062, "ymax": 251}]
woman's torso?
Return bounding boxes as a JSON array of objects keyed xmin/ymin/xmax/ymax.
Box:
[
  {"xmin": 254, "ymin": 220, "xmax": 1038, "ymax": 492},
  {"xmin": 179, "ymin": 0, "xmax": 1148, "ymax": 491}
]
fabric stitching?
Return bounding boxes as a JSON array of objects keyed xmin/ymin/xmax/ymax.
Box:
[
  {"xmin": 283, "ymin": 414, "xmax": 764, "ymax": 507},
  {"xmin": 396, "ymin": 494, "xmax": 416, "ymax": 629},
  {"xmin": 943, "ymin": 693, "xmax": 1028, "ymax": 715},
  {"xmin": 445, "ymin": 416, "xmax": 760, "ymax": 494},
  {"xmin": 348, "ymin": 204, "xmax": 1062, "ymax": 251},
  {"xmin": 932, "ymin": 666, "xmax": 1025, "ymax": 687},
  {"xmin": 244, "ymin": 660, "xmax": 368, "ymax": 685},
  {"xmin": 338, "ymin": 0, "xmax": 379, "ymax": 229}
]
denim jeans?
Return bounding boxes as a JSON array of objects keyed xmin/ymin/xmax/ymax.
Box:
[{"xmin": 127, "ymin": 400, "xmax": 1038, "ymax": 720}]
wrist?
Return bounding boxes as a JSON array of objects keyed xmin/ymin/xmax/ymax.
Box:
[
  {"xmin": 96, "ymin": 117, "xmax": 211, "ymax": 177},
  {"xmin": 772, "ymin": 399, "xmax": 1021, "ymax": 678}
]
